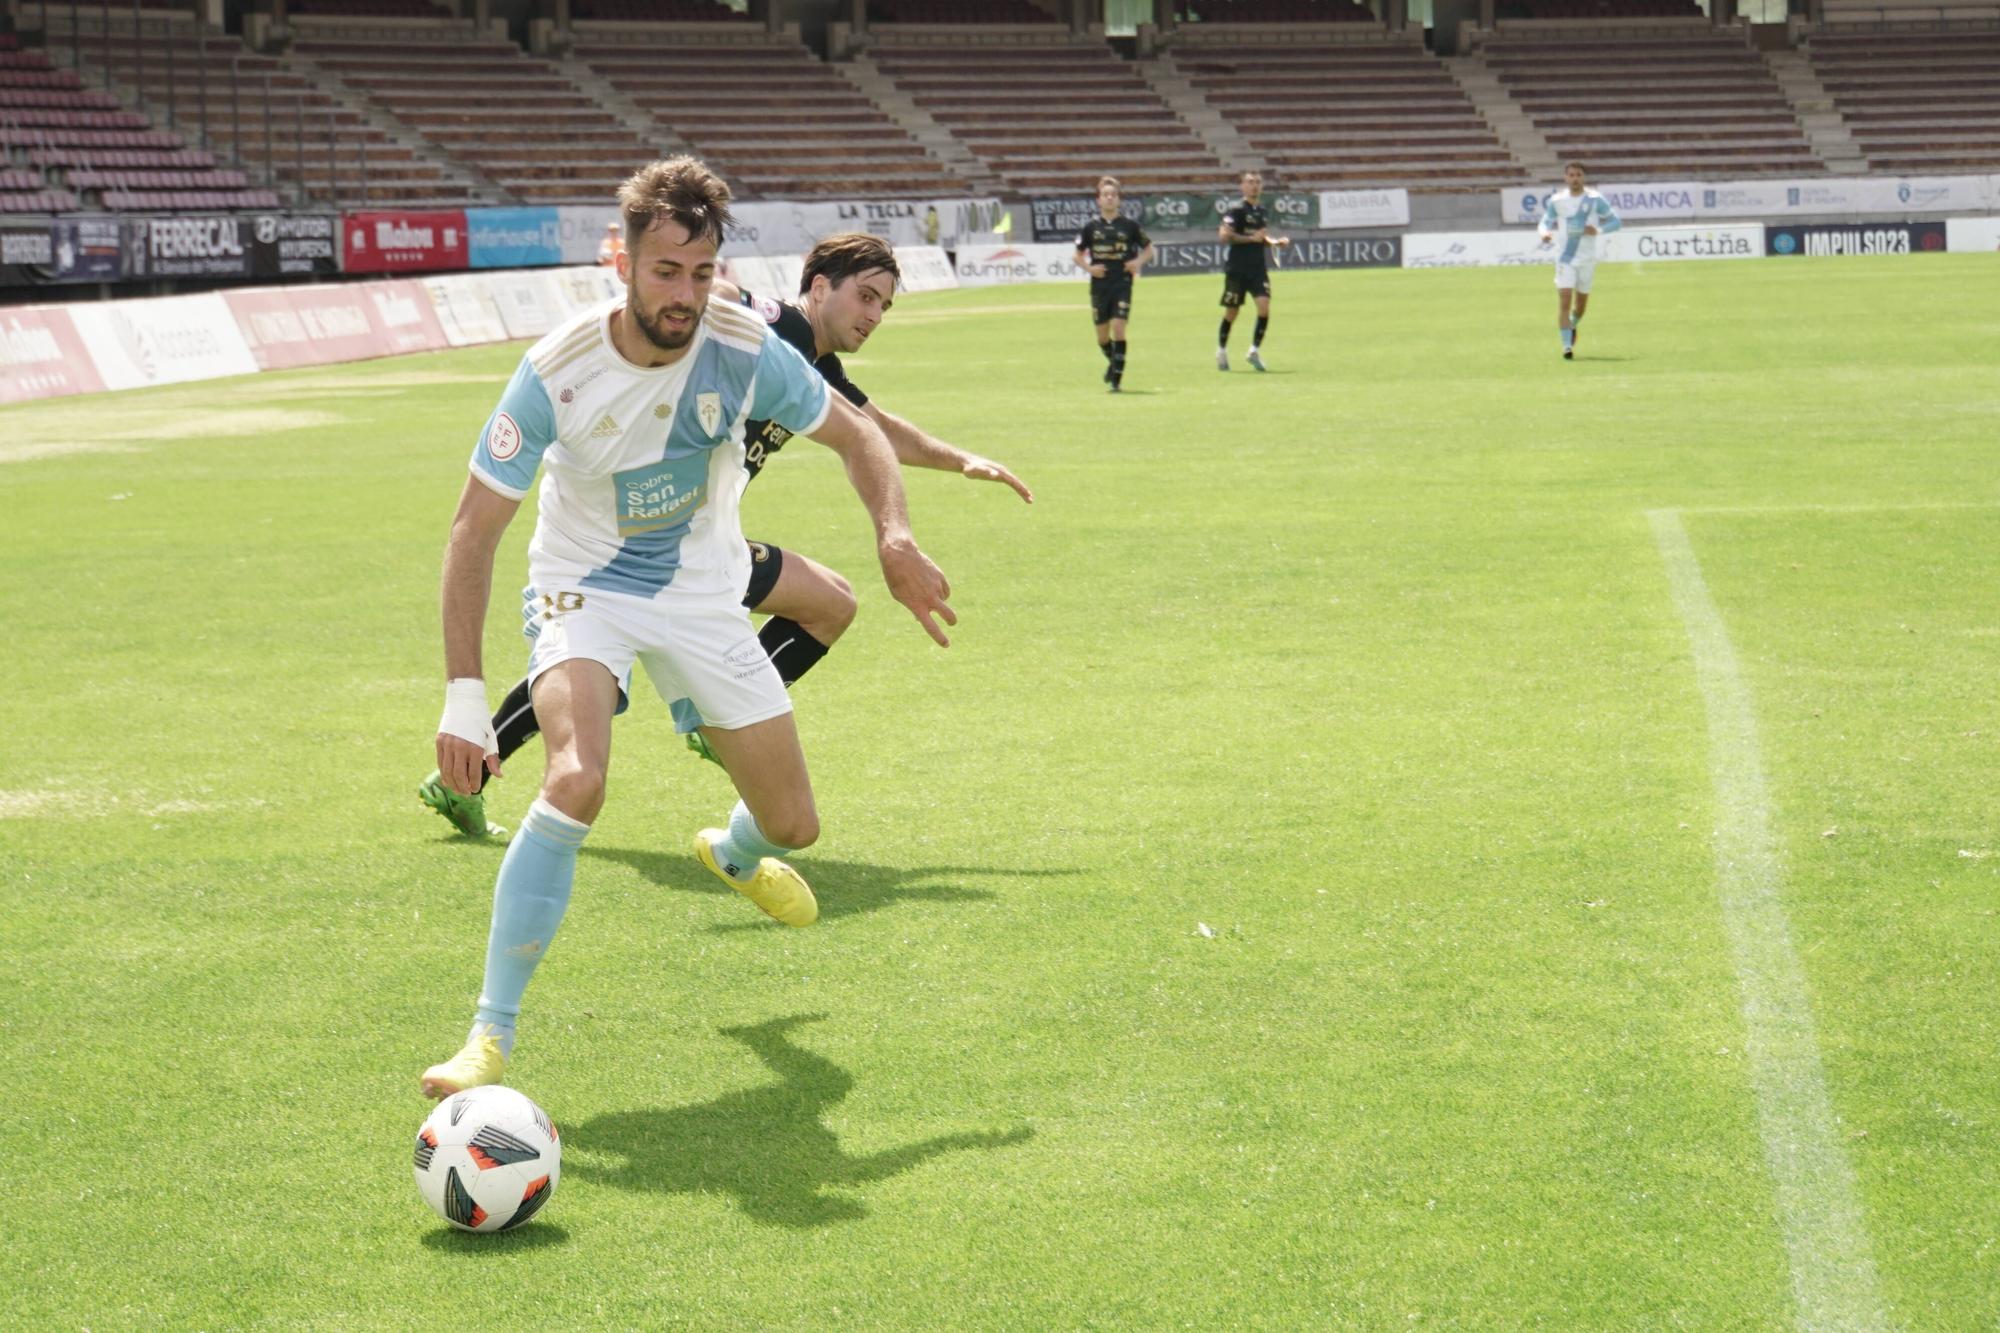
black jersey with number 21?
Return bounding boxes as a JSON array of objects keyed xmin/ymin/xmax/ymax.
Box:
[{"xmin": 1220, "ymin": 200, "xmax": 1270, "ymax": 278}]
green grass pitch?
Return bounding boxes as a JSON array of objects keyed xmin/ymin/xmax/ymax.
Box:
[{"xmin": 3, "ymin": 254, "xmax": 1997, "ymax": 1327}]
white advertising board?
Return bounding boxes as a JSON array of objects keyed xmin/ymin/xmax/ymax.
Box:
[
  {"xmin": 422, "ymin": 273, "xmax": 510, "ymax": 347},
  {"xmin": 70, "ymin": 293, "xmax": 259, "ymax": 390},
  {"xmin": 728, "ymin": 197, "xmax": 1005, "ymax": 258},
  {"xmin": 1946, "ymin": 216, "xmax": 2000, "ymax": 252},
  {"xmin": 1317, "ymin": 188, "xmax": 1411, "ymax": 229},
  {"xmin": 892, "ymin": 245, "xmax": 958, "ymax": 293},
  {"xmin": 953, "ymin": 242, "xmax": 1086, "ymax": 287},
  {"xmin": 1501, "ymin": 174, "xmax": 2000, "ymax": 225},
  {"xmin": 1403, "ymin": 225, "xmax": 1765, "ymax": 270}
]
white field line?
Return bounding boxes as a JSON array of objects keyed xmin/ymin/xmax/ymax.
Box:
[
  {"xmin": 1673, "ymin": 501, "xmax": 2000, "ymax": 516},
  {"xmin": 1648, "ymin": 508, "xmax": 1888, "ymax": 1332}
]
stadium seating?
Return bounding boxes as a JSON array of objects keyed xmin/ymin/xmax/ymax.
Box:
[
  {"xmin": 869, "ymin": 0, "xmax": 1058, "ymax": 20},
  {"xmin": 0, "ymin": 40, "xmax": 284, "ymax": 210},
  {"xmin": 569, "ymin": 0, "xmax": 748, "ymax": 18},
  {"xmin": 1183, "ymin": 0, "xmax": 1378, "ymax": 20},
  {"xmin": 290, "ymin": 27, "xmax": 656, "ymax": 204},
  {"xmin": 38, "ymin": 30, "xmax": 479, "ymax": 207},
  {"xmin": 1171, "ymin": 40, "xmax": 1525, "ymax": 190},
  {"xmin": 571, "ymin": 37, "xmax": 970, "ymax": 197},
  {"xmin": 870, "ymin": 41, "xmax": 1228, "ymax": 193},
  {"xmin": 1479, "ymin": 30, "xmax": 1824, "ymax": 177},
  {"xmin": 1805, "ymin": 30, "xmax": 2000, "ymax": 172},
  {"xmin": 288, "ymin": 0, "xmax": 455, "ymax": 15},
  {"xmin": 1500, "ymin": 0, "xmax": 1702, "ymax": 16}
]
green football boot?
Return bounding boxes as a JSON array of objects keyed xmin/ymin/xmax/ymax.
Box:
[
  {"xmin": 418, "ymin": 770, "xmax": 507, "ymax": 840},
  {"xmin": 684, "ymin": 730, "xmax": 725, "ymax": 769}
]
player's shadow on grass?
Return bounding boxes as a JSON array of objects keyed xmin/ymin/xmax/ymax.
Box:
[
  {"xmin": 584, "ymin": 845, "xmax": 1075, "ymax": 929},
  {"xmin": 567, "ymin": 1013, "xmax": 1032, "ymax": 1229}
]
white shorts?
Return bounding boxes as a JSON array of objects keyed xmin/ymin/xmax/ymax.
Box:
[
  {"xmin": 521, "ymin": 585, "xmax": 789, "ymax": 735},
  {"xmin": 1555, "ymin": 258, "xmax": 1597, "ymax": 293}
]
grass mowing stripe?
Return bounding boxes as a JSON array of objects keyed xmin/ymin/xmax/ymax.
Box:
[{"xmin": 1649, "ymin": 508, "xmax": 1887, "ymax": 1332}]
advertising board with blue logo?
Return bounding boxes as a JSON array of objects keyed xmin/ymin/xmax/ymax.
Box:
[
  {"xmin": 1501, "ymin": 174, "xmax": 2000, "ymax": 225},
  {"xmin": 467, "ymin": 207, "xmax": 565, "ymax": 269}
]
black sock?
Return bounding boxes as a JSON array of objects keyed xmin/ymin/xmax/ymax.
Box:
[
  {"xmin": 760, "ymin": 616, "xmax": 830, "ymax": 686},
  {"xmin": 1253, "ymin": 316, "xmax": 1268, "ymax": 346},
  {"xmin": 481, "ymin": 676, "xmax": 540, "ymax": 793},
  {"xmin": 1110, "ymin": 339, "xmax": 1126, "ymax": 375},
  {"xmin": 1219, "ymin": 319, "xmax": 1233, "ymax": 347},
  {"xmin": 1099, "ymin": 340, "xmax": 1114, "ymax": 361}
]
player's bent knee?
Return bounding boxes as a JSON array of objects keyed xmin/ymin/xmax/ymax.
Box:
[
  {"xmin": 541, "ymin": 759, "xmax": 607, "ymax": 823},
  {"xmin": 821, "ymin": 571, "xmax": 857, "ymax": 637}
]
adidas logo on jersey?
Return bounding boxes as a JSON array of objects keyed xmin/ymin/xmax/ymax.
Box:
[{"xmin": 589, "ymin": 413, "xmax": 621, "ymax": 439}]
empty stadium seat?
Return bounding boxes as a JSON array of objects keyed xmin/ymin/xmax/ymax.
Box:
[
  {"xmin": 571, "ymin": 38, "xmax": 970, "ymax": 198},
  {"xmin": 1173, "ymin": 41, "xmax": 1523, "ymax": 191},
  {"xmin": 292, "ymin": 27, "xmax": 657, "ymax": 204},
  {"xmin": 1479, "ymin": 31, "xmax": 1823, "ymax": 177},
  {"xmin": 871, "ymin": 41, "xmax": 1225, "ymax": 193},
  {"xmin": 1806, "ymin": 30, "xmax": 2000, "ymax": 173}
]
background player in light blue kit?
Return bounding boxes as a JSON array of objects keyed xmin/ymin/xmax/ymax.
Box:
[
  {"xmin": 419, "ymin": 158, "xmax": 954, "ymax": 1098},
  {"xmin": 1537, "ymin": 161, "xmax": 1622, "ymax": 360}
]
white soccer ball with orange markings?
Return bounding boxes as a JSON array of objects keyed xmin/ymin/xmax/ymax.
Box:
[{"xmin": 413, "ymin": 1086, "xmax": 560, "ymax": 1233}]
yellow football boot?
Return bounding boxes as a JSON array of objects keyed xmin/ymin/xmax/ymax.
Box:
[
  {"xmin": 420, "ymin": 1024, "xmax": 507, "ymax": 1099},
  {"xmin": 694, "ymin": 829, "xmax": 818, "ymax": 927}
]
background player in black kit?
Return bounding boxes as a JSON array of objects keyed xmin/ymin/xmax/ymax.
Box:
[
  {"xmin": 1216, "ymin": 169, "xmax": 1290, "ymax": 372},
  {"xmin": 419, "ymin": 233, "xmax": 1035, "ymax": 832},
  {"xmin": 1072, "ymin": 175, "xmax": 1153, "ymax": 393}
]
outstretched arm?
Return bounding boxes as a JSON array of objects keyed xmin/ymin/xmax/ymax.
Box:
[
  {"xmin": 807, "ymin": 394, "xmax": 957, "ymax": 646},
  {"xmin": 864, "ymin": 400, "xmax": 1033, "ymax": 503},
  {"xmin": 437, "ymin": 476, "xmax": 521, "ymax": 793}
]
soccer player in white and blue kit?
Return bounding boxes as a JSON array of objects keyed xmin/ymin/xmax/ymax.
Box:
[
  {"xmin": 420, "ymin": 159, "xmax": 955, "ymax": 1098},
  {"xmin": 1537, "ymin": 161, "xmax": 1621, "ymax": 360}
]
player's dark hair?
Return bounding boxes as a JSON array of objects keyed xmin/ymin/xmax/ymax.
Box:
[
  {"xmin": 1566, "ymin": 160, "xmax": 1587, "ymax": 174},
  {"xmin": 617, "ymin": 157, "xmax": 733, "ymax": 252},
  {"xmin": 800, "ymin": 232, "xmax": 900, "ymax": 296}
]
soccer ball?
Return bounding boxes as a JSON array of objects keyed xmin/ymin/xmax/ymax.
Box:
[{"xmin": 413, "ymin": 1086, "xmax": 561, "ymax": 1233}]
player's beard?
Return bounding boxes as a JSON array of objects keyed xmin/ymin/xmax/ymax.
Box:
[{"xmin": 630, "ymin": 293, "xmax": 699, "ymax": 351}]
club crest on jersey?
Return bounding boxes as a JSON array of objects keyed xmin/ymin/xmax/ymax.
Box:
[
  {"xmin": 696, "ymin": 392, "xmax": 723, "ymax": 437},
  {"xmin": 752, "ymin": 295, "xmax": 782, "ymax": 325}
]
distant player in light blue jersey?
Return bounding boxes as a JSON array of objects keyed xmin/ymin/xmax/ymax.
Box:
[
  {"xmin": 1537, "ymin": 161, "xmax": 1621, "ymax": 361},
  {"xmin": 419, "ymin": 158, "xmax": 956, "ymax": 1098}
]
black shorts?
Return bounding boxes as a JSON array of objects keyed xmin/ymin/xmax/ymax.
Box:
[
  {"xmin": 1090, "ymin": 279, "xmax": 1133, "ymax": 326},
  {"xmin": 742, "ymin": 539, "xmax": 785, "ymax": 609},
  {"xmin": 1220, "ymin": 273, "xmax": 1270, "ymax": 307}
]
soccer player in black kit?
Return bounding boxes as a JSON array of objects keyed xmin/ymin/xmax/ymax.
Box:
[
  {"xmin": 1216, "ymin": 169, "xmax": 1290, "ymax": 372},
  {"xmin": 1072, "ymin": 175, "xmax": 1153, "ymax": 393},
  {"xmin": 418, "ymin": 233, "xmax": 1034, "ymax": 836}
]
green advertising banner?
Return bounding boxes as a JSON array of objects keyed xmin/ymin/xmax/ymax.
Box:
[{"xmin": 1038, "ymin": 190, "xmax": 1325, "ymax": 240}]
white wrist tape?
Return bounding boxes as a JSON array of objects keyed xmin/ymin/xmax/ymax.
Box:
[{"xmin": 438, "ymin": 678, "xmax": 497, "ymax": 755}]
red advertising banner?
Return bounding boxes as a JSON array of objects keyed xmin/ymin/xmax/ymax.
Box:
[
  {"xmin": 342, "ymin": 209, "xmax": 469, "ymax": 274},
  {"xmin": 360, "ymin": 279, "xmax": 450, "ymax": 356},
  {"xmin": 224, "ymin": 279, "xmax": 451, "ymax": 371},
  {"xmin": 0, "ymin": 305, "xmax": 108, "ymax": 404}
]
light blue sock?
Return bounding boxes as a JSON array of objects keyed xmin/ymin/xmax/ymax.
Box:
[
  {"xmin": 1561, "ymin": 327, "xmax": 1575, "ymax": 350},
  {"xmin": 709, "ymin": 800, "xmax": 793, "ymax": 884},
  {"xmin": 472, "ymin": 798, "xmax": 589, "ymax": 1054}
]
